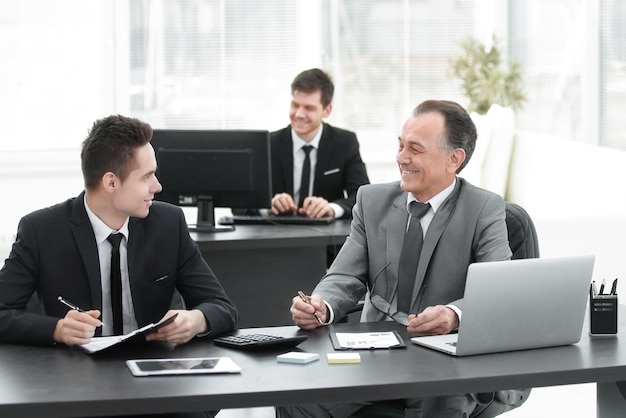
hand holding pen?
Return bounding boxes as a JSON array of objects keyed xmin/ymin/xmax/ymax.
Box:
[
  {"xmin": 297, "ymin": 291, "xmax": 324, "ymax": 325},
  {"xmin": 55, "ymin": 296, "xmax": 103, "ymax": 345},
  {"xmin": 58, "ymin": 296, "xmax": 87, "ymax": 312}
]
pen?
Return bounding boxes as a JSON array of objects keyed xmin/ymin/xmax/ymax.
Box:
[
  {"xmin": 298, "ymin": 291, "xmax": 323, "ymax": 324},
  {"xmin": 591, "ymin": 281, "xmax": 597, "ymax": 297},
  {"xmin": 610, "ymin": 278, "xmax": 618, "ymax": 295},
  {"xmin": 57, "ymin": 296, "xmax": 86, "ymax": 313},
  {"xmin": 599, "ymin": 279, "xmax": 606, "ymax": 295}
]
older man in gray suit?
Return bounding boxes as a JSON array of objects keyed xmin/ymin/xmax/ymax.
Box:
[{"xmin": 280, "ymin": 100, "xmax": 526, "ymax": 418}]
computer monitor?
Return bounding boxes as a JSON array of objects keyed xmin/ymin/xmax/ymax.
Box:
[{"xmin": 150, "ymin": 129, "xmax": 272, "ymax": 232}]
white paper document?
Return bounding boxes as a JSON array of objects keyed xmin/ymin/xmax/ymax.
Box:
[
  {"xmin": 80, "ymin": 313, "xmax": 178, "ymax": 354},
  {"xmin": 333, "ymin": 331, "xmax": 404, "ymax": 349}
]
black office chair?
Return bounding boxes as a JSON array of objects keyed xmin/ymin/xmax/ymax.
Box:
[
  {"xmin": 504, "ymin": 202, "xmax": 539, "ymax": 261},
  {"xmin": 348, "ymin": 202, "xmax": 539, "ymax": 418}
]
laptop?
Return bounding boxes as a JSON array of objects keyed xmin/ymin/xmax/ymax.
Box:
[{"xmin": 411, "ymin": 255, "xmax": 595, "ymax": 356}]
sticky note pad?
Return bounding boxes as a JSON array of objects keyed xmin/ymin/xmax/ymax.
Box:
[
  {"xmin": 277, "ymin": 352, "xmax": 320, "ymax": 364},
  {"xmin": 327, "ymin": 352, "xmax": 361, "ymax": 364}
]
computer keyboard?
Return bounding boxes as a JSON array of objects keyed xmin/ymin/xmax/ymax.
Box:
[
  {"xmin": 219, "ymin": 214, "xmax": 334, "ymax": 226},
  {"xmin": 213, "ymin": 334, "xmax": 308, "ymax": 350}
]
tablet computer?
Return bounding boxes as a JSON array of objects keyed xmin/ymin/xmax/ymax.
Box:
[{"xmin": 126, "ymin": 357, "xmax": 241, "ymax": 377}]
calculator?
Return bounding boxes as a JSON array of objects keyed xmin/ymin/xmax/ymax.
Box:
[{"xmin": 213, "ymin": 333, "xmax": 308, "ymax": 350}]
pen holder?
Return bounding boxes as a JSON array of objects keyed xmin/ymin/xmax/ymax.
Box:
[{"xmin": 589, "ymin": 294, "xmax": 618, "ymax": 336}]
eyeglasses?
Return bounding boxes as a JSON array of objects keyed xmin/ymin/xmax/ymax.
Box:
[{"xmin": 368, "ymin": 261, "xmax": 410, "ymax": 326}]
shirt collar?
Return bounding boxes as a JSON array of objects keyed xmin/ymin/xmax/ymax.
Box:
[
  {"xmin": 291, "ymin": 123, "xmax": 323, "ymax": 151},
  {"xmin": 84, "ymin": 194, "xmax": 130, "ymax": 244},
  {"xmin": 406, "ymin": 177, "xmax": 457, "ymax": 214}
]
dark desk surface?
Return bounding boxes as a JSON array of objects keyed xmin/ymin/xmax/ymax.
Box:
[
  {"xmin": 190, "ymin": 219, "xmax": 352, "ymax": 250},
  {"xmin": 2, "ymin": 313, "xmax": 626, "ymax": 418},
  {"xmin": 189, "ymin": 220, "xmax": 353, "ymax": 328}
]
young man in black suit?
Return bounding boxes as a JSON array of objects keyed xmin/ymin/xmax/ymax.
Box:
[
  {"xmin": 270, "ymin": 68, "xmax": 370, "ymax": 219},
  {"xmin": 0, "ymin": 115, "xmax": 238, "ymax": 348}
]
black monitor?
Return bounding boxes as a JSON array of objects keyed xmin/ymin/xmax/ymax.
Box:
[{"xmin": 151, "ymin": 129, "xmax": 272, "ymax": 232}]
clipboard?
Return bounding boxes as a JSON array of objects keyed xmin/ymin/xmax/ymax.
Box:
[
  {"xmin": 79, "ymin": 313, "xmax": 178, "ymax": 354},
  {"xmin": 329, "ymin": 329, "xmax": 406, "ymax": 350}
]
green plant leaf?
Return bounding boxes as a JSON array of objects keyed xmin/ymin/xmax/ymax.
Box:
[{"xmin": 449, "ymin": 35, "xmax": 526, "ymax": 114}]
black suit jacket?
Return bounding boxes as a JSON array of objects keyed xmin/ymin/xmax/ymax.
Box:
[
  {"xmin": 0, "ymin": 192, "xmax": 238, "ymax": 345},
  {"xmin": 270, "ymin": 123, "xmax": 370, "ymax": 218}
]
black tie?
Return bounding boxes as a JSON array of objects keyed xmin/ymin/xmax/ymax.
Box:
[
  {"xmin": 298, "ymin": 145, "xmax": 313, "ymax": 208},
  {"xmin": 107, "ymin": 233, "xmax": 124, "ymax": 335},
  {"xmin": 397, "ymin": 201, "xmax": 431, "ymax": 314}
]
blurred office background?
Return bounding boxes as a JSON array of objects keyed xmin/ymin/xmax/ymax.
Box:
[{"xmin": 1, "ymin": 1, "xmax": 625, "ymax": 415}]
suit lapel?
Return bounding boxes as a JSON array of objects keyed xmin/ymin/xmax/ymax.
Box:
[
  {"xmin": 69, "ymin": 193, "xmax": 103, "ymax": 313},
  {"xmin": 313, "ymin": 123, "xmax": 332, "ymax": 192},
  {"xmin": 127, "ymin": 217, "xmax": 144, "ymax": 324},
  {"xmin": 409, "ymin": 180, "xmax": 462, "ymax": 313},
  {"xmin": 387, "ymin": 193, "xmax": 408, "ymax": 300}
]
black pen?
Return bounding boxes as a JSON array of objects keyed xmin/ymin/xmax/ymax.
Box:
[
  {"xmin": 599, "ymin": 279, "xmax": 606, "ymax": 295},
  {"xmin": 57, "ymin": 296, "xmax": 86, "ymax": 313},
  {"xmin": 610, "ymin": 278, "xmax": 618, "ymax": 295},
  {"xmin": 298, "ymin": 291, "xmax": 324, "ymax": 324}
]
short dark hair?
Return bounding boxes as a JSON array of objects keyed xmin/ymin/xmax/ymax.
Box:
[
  {"xmin": 81, "ymin": 115, "xmax": 153, "ymax": 189},
  {"xmin": 412, "ymin": 100, "xmax": 476, "ymax": 173},
  {"xmin": 291, "ymin": 68, "xmax": 334, "ymax": 107}
]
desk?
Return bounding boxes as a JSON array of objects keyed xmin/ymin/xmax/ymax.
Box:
[
  {"xmin": 191, "ymin": 221, "xmax": 351, "ymax": 328},
  {"xmin": 2, "ymin": 314, "xmax": 626, "ymax": 418}
]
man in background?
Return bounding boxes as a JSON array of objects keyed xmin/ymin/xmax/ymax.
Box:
[{"xmin": 270, "ymin": 68, "xmax": 370, "ymax": 219}]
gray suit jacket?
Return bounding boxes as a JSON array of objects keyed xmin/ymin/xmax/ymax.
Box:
[{"xmin": 315, "ymin": 178, "xmax": 512, "ymax": 322}]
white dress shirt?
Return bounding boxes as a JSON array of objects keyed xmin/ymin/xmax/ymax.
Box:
[
  {"xmin": 291, "ymin": 125, "xmax": 344, "ymax": 218},
  {"xmin": 84, "ymin": 196, "xmax": 138, "ymax": 336},
  {"xmin": 325, "ymin": 178, "xmax": 461, "ymax": 324}
]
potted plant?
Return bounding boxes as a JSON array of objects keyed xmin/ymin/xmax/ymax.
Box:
[
  {"xmin": 449, "ymin": 35, "xmax": 526, "ymax": 197},
  {"xmin": 450, "ymin": 34, "xmax": 526, "ymax": 115}
]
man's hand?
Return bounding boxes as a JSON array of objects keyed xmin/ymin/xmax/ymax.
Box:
[
  {"xmin": 290, "ymin": 293, "xmax": 327, "ymax": 330},
  {"xmin": 145, "ymin": 309, "xmax": 208, "ymax": 344},
  {"xmin": 299, "ymin": 196, "xmax": 334, "ymax": 218},
  {"xmin": 270, "ymin": 193, "xmax": 298, "ymax": 215},
  {"xmin": 407, "ymin": 305, "xmax": 459, "ymax": 335},
  {"xmin": 53, "ymin": 309, "xmax": 102, "ymax": 345}
]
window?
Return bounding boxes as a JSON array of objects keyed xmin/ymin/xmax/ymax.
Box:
[
  {"xmin": 600, "ymin": 0, "xmax": 626, "ymax": 150},
  {"xmin": 0, "ymin": 1, "xmax": 115, "ymax": 151},
  {"xmin": 509, "ymin": 0, "xmax": 587, "ymax": 143},
  {"xmin": 1, "ymin": 0, "xmax": 625, "ymax": 154},
  {"xmin": 126, "ymin": 0, "xmax": 477, "ymax": 164},
  {"xmin": 127, "ymin": 0, "xmax": 299, "ymax": 130}
]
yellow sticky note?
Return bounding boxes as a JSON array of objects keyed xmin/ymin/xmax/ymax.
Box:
[{"xmin": 327, "ymin": 352, "xmax": 361, "ymax": 364}]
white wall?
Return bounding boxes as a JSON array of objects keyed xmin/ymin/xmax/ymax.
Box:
[
  {"xmin": 507, "ymin": 132, "xmax": 626, "ymax": 296},
  {"xmin": 508, "ymin": 131, "xmax": 626, "ymax": 218},
  {"xmin": 0, "ymin": 150, "xmax": 83, "ymax": 259}
]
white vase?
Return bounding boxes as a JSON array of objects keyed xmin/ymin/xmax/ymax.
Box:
[{"xmin": 463, "ymin": 104, "xmax": 515, "ymax": 198}]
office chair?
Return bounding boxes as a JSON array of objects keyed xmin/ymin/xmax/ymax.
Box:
[
  {"xmin": 348, "ymin": 202, "xmax": 539, "ymax": 418},
  {"xmin": 504, "ymin": 202, "xmax": 539, "ymax": 261}
]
